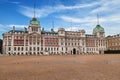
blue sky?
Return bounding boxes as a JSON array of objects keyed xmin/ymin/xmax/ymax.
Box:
[{"xmin": 0, "ymin": 0, "xmax": 120, "ymax": 39}]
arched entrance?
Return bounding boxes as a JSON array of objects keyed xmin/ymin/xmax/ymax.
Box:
[
  {"xmin": 73, "ymin": 48, "xmax": 76, "ymax": 55},
  {"xmin": 71, "ymin": 51, "xmax": 72, "ymax": 54}
]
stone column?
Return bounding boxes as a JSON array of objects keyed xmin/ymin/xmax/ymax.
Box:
[
  {"xmin": 11, "ymin": 33, "xmax": 14, "ymax": 55},
  {"xmin": 32, "ymin": 36, "xmax": 33, "ymax": 55},
  {"xmin": 36, "ymin": 36, "xmax": 37, "ymax": 55},
  {"xmin": 6, "ymin": 35, "xmax": 8, "ymax": 55},
  {"xmin": 24, "ymin": 34, "xmax": 26, "ymax": 55}
]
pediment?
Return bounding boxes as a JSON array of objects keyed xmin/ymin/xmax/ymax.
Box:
[{"xmin": 28, "ymin": 32, "xmax": 41, "ymax": 36}]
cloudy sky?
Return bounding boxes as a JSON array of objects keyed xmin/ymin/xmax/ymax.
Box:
[{"xmin": 0, "ymin": 0, "xmax": 120, "ymax": 38}]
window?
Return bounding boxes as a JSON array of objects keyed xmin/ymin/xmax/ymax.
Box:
[
  {"xmin": 29, "ymin": 42, "xmax": 32, "ymax": 45},
  {"xmin": 37, "ymin": 42, "xmax": 39, "ymax": 45},
  {"xmin": 65, "ymin": 43, "xmax": 67, "ymax": 46},
  {"xmin": 51, "ymin": 48, "xmax": 53, "ymax": 51},
  {"xmin": 30, "ymin": 47, "xmax": 32, "ymax": 51},
  {"xmin": 41, "ymin": 47, "xmax": 43, "ymax": 51},
  {"xmin": 61, "ymin": 42, "xmax": 63, "ymax": 45},
  {"xmin": 18, "ymin": 47, "xmax": 20, "ymax": 51},
  {"xmin": 72, "ymin": 43, "xmax": 73, "ymax": 46},
  {"xmin": 45, "ymin": 48, "xmax": 47, "ymax": 51},
  {"xmin": 33, "ymin": 42, "xmax": 36, "ymax": 45},
  {"xmin": 26, "ymin": 41, "xmax": 28, "ymax": 45},
  {"xmin": 66, "ymin": 47, "xmax": 67, "ymax": 51},
  {"xmin": 62, "ymin": 47, "xmax": 63, "ymax": 51},
  {"xmin": 21, "ymin": 47, "xmax": 23, "ymax": 51},
  {"xmin": 69, "ymin": 43, "xmax": 70, "ymax": 45},
  {"xmin": 14, "ymin": 47, "xmax": 16, "ymax": 51},
  {"xmin": 37, "ymin": 47, "xmax": 39, "ymax": 51},
  {"xmin": 8, "ymin": 41, "xmax": 11, "ymax": 45},
  {"xmin": 34, "ymin": 47, "xmax": 36, "ymax": 51},
  {"xmin": 26, "ymin": 47, "xmax": 28, "ymax": 51},
  {"xmin": 9, "ymin": 47, "xmax": 11, "ymax": 51},
  {"xmin": 35, "ymin": 28, "xmax": 38, "ymax": 31},
  {"xmin": 48, "ymin": 48, "xmax": 50, "ymax": 51}
]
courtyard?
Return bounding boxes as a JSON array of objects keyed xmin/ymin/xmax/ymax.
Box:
[{"xmin": 0, "ymin": 54, "xmax": 120, "ymax": 80}]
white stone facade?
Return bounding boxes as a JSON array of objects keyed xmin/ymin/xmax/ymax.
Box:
[{"xmin": 2, "ymin": 18, "xmax": 106, "ymax": 55}]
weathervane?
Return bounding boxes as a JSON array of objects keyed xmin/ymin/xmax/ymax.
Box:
[
  {"xmin": 97, "ymin": 14, "xmax": 99, "ymax": 25},
  {"xmin": 34, "ymin": 0, "xmax": 36, "ymax": 18},
  {"xmin": 70, "ymin": 20, "xmax": 73, "ymax": 31},
  {"xmin": 52, "ymin": 21, "xmax": 54, "ymax": 30}
]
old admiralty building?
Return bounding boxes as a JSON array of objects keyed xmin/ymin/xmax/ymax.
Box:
[{"xmin": 2, "ymin": 17, "xmax": 106, "ymax": 55}]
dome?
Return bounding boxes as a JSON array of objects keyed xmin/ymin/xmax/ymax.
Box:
[
  {"xmin": 93, "ymin": 25, "xmax": 104, "ymax": 32},
  {"xmin": 30, "ymin": 17, "xmax": 40, "ymax": 25}
]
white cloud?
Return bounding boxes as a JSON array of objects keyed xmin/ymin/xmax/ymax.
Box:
[
  {"xmin": 105, "ymin": 14, "xmax": 120, "ymax": 22},
  {"xmin": 60, "ymin": 16, "xmax": 81, "ymax": 23},
  {"xmin": 65, "ymin": 26, "xmax": 80, "ymax": 31},
  {"xmin": 9, "ymin": 24, "xmax": 27, "ymax": 28},
  {"xmin": 19, "ymin": 6, "xmax": 55, "ymax": 18},
  {"xmin": 60, "ymin": 12, "xmax": 120, "ymax": 24},
  {"xmin": 91, "ymin": 0, "xmax": 120, "ymax": 14},
  {"xmin": 0, "ymin": 0, "xmax": 20, "ymax": 4},
  {"xmin": 19, "ymin": 6, "xmax": 34, "ymax": 18},
  {"xmin": 0, "ymin": 24, "xmax": 27, "ymax": 33},
  {"xmin": 59, "ymin": 12, "xmax": 120, "ymax": 36},
  {"xmin": 0, "ymin": 24, "xmax": 9, "ymax": 32},
  {"xmin": 17, "ymin": 0, "xmax": 120, "ymax": 36},
  {"xmin": 0, "ymin": 24, "xmax": 11, "ymax": 38},
  {"xmin": 55, "ymin": 2, "xmax": 98, "ymax": 10},
  {"xmin": 18, "ymin": 1, "xmax": 99, "ymax": 18},
  {"xmin": 10, "ymin": 2, "xmax": 20, "ymax": 4},
  {"xmin": 59, "ymin": 15, "xmax": 105, "ymax": 23}
]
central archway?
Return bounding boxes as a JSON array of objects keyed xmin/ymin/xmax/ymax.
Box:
[{"xmin": 73, "ymin": 48, "xmax": 76, "ymax": 55}]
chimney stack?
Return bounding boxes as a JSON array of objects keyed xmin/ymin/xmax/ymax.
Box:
[
  {"xmin": 24, "ymin": 27, "xmax": 27, "ymax": 33},
  {"xmin": 13, "ymin": 26, "xmax": 15, "ymax": 33}
]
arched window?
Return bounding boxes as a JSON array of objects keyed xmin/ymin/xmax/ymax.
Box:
[
  {"xmin": 30, "ymin": 47, "xmax": 32, "ymax": 51},
  {"xmin": 18, "ymin": 47, "xmax": 20, "ymax": 51},
  {"xmin": 21, "ymin": 47, "xmax": 23, "ymax": 51}
]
